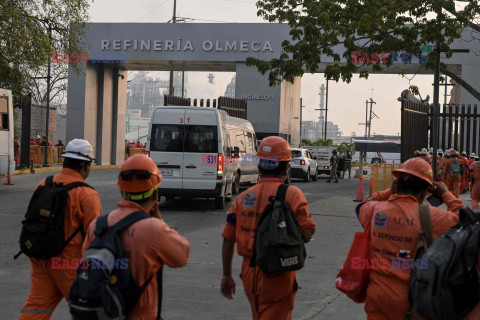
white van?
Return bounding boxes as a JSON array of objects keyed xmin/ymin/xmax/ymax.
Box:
[
  {"xmin": 0, "ymin": 89, "xmax": 15, "ymax": 176},
  {"xmin": 146, "ymin": 106, "xmax": 259, "ymax": 209}
]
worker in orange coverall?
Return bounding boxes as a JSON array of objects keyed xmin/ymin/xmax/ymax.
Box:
[
  {"xmin": 83, "ymin": 154, "xmax": 190, "ymax": 319},
  {"xmin": 460, "ymin": 151, "xmax": 469, "ymax": 193},
  {"xmin": 468, "ymin": 160, "xmax": 480, "ymax": 210},
  {"xmin": 19, "ymin": 139, "xmax": 102, "ymax": 320},
  {"xmin": 356, "ymin": 157, "xmax": 462, "ymax": 320},
  {"xmin": 221, "ymin": 136, "xmax": 316, "ymax": 320},
  {"xmin": 419, "ymin": 148, "xmax": 431, "ymax": 164},
  {"xmin": 445, "ymin": 149, "xmax": 463, "ymax": 198},
  {"xmin": 436, "ymin": 149, "xmax": 446, "ymax": 182}
]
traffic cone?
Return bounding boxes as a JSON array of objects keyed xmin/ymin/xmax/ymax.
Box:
[
  {"xmin": 354, "ymin": 174, "xmax": 364, "ymax": 202},
  {"xmin": 3, "ymin": 174, "xmax": 14, "ymax": 185}
]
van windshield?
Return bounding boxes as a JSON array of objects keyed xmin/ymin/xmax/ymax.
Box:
[
  {"xmin": 185, "ymin": 125, "xmax": 218, "ymax": 153},
  {"xmin": 150, "ymin": 124, "xmax": 183, "ymax": 152}
]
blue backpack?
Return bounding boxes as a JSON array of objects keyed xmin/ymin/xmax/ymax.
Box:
[{"xmin": 69, "ymin": 211, "xmax": 162, "ymax": 320}]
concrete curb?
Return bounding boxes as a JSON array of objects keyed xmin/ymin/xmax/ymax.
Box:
[{"xmin": 13, "ymin": 165, "xmax": 120, "ymax": 175}]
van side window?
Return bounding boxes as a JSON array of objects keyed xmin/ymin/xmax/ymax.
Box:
[
  {"xmin": 246, "ymin": 132, "xmax": 254, "ymax": 153},
  {"xmin": 223, "ymin": 129, "xmax": 231, "ymax": 155},
  {"xmin": 236, "ymin": 130, "xmax": 246, "ymax": 153},
  {"xmin": 0, "ymin": 97, "xmax": 8, "ymax": 130},
  {"xmin": 184, "ymin": 125, "xmax": 218, "ymax": 153},
  {"xmin": 150, "ymin": 124, "xmax": 183, "ymax": 152}
]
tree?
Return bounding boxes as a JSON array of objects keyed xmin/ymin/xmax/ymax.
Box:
[
  {"xmin": 247, "ymin": 0, "xmax": 480, "ymax": 100},
  {"xmin": 313, "ymin": 138, "xmax": 333, "ymax": 146},
  {"xmin": 301, "ymin": 138, "xmax": 313, "ymax": 146},
  {"xmin": 0, "ymin": 0, "xmax": 90, "ymax": 100},
  {"xmin": 336, "ymin": 142, "xmax": 355, "ymax": 156}
]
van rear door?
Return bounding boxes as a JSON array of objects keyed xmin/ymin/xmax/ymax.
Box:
[
  {"xmin": 182, "ymin": 109, "xmax": 218, "ymax": 190},
  {"xmin": 149, "ymin": 108, "xmax": 185, "ymax": 189}
]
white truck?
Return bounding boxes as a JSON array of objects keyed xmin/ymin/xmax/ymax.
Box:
[
  {"xmin": 0, "ymin": 89, "xmax": 15, "ymax": 176},
  {"xmin": 302, "ymin": 146, "xmax": 336, "ymax": 176}
]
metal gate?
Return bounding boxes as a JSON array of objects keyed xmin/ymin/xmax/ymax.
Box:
[
  {"xmin": 400, "ymin": 98, "xmax": 430, "ymax": 162},
  {"xmin": 401, "ymin": 99, "xmax": 480, "ymax": 162}
]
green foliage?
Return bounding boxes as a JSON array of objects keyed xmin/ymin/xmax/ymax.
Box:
[
  {"xmin": 301, "ymin": 138, "xmax": 313, "ymax": 146},
  {"xmin": 248, "ymin": 0, "xmax": 477, "ymax": 86},
  {"xmin": 336, "ymin": 142, "xmax": 355, "ymax": 156},
  {"xmin": 0, "ymin": 0, "xmax": 90, "ymax": 99},
  {"xmin": 313, "ymin": 138, "xmax": 333, "ymax": 146}
]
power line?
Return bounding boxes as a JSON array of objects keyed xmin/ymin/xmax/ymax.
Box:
[
  {"xmin": 190, "ymin": 17, "xmax": 234, "ymax": 23},
  {"xmin": 135, "ymin": 0, "xmax": 170, "ymax": 22}
]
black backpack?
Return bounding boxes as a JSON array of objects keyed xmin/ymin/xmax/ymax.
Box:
[
  {"xmin": 69, "ymin": 211, "xmax": 162, "ymax": 320},
  {"xmin": 14, "ymin": 176, "xmax": 93, "ymax": 260},
  {"xmin": 250, "ymin": 184, "xmax": 306, "ymax": 274},
  {"xmin": 410, "ymin": 207, "xmax": 480, "ymax": 320}
]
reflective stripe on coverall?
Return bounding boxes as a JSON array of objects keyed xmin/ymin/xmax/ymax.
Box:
[
  {"xmin": 221, "ymin": 177, "xmax": 316, "ymax": 320},
  {"xmin": 357, "ymin": 188, "xmax": 462, "ymax": 320},
  {"xmin": 19, "ymin": 168, "xmax": 102, "ymax": 320},
  {"xmin": 83, "ymin": 200, "xmax": 190, "ymax": 320},
  {"xmin": 445, "ymin": 158, "xmax": 461, "ymax": 198}
]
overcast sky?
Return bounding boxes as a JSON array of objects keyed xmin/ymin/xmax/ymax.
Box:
[{"xmin": 89, "ymin": 0, "xmax": 438, "ymax": 136}]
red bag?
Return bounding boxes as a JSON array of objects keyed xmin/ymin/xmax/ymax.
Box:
[{"xmin": 335, "ymin": 212, "xmax": 374, "ymax": 303}]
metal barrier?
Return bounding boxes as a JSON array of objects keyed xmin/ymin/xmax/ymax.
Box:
[{"xmin": 369, "ymin": 163, "xmax": 401, "ymax": 197}]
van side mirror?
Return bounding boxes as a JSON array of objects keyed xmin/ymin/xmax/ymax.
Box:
[{"xmin": 233, "ymin": 146, "xmax": 240, "ymax": 157}]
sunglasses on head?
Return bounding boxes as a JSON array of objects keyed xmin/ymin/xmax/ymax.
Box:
[{"xmin": 119, "ymin": 170, "xmax": 154, "ymax": 181}]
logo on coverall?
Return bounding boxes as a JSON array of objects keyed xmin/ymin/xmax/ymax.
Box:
[
  {"xmin": 243, "ymin": 192, "xmax": 257, "ymax": 209},
  {"xmin": 373, "ymin": 211, "xmax": 388, "ymax": 229}
]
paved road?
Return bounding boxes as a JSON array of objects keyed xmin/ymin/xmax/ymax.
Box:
[{"xmin": 0, "ymin": 170, "xmax": 368, "ymax": 319}]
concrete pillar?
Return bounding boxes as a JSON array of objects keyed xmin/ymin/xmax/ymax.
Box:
[{"xmin": 66, "ymin": 63, "xmax": 127, "ymax": 165}]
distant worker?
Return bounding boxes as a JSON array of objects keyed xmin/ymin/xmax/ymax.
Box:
[
  {"xmin": 343, "ymin": 150, "xmax": 352, "ymax": 179},
  {"xmin": 55, "ymin": 140, "xmax": 65, "ymax": 147},
  {"xmin": 14, "ymin": 135, "xmax": 20, "ymax": 165},
  {"xmin": 30, "ymin": 136, "xmax": 37, "ymax": 146},
  {"xmin": 356, "ymin": 157, "xmax": 462, "ymax": 320},
  {"xmin": 18, "ymin": 139, "xmax": 102, "ymax": 320},
  {"xmin": 469, "ymin": 159, "xmax": 480, "ymax": 210},
  {"xmin": 327, "ymin": 150, "xmax": 339, "ymax": 183},
  {"xmin": 445, "ymin": 149, "xmax": 462, "ymax": 198},
  {"xmin": 80, "ymin": 154, "xmax": 190, "ymax": 319},
  {"xmin": 469, "ymin": 153, "xmax": 477, "ymax": 190},
  {"xmin": 419, "ymin": 148, "xmax": 431, "ymax": 164},
  {"xmin": 436, "ymin": 149, "xmax": 446, "ymax": 182},
  {"xmin": 35, "ymin": 135, "xmax": 41, "ymax": 145},
  {"xmin": 460, "ymin": 151, "xmax": 469, "ymax": 193},
  {"xmin": 413, "ymin": 150, "xmax": 420, "ymax": 158},
  {"xmin": 221, "ymin": 136, "xmax": 316, "ymax": 320}
]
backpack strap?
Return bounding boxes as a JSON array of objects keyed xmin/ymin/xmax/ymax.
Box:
[
  {"xmin": 275, "ymin": 184, "xmax": 289, "ymax": 202},
  {"xmin": 112, "ymin": 211, "xmax": 151, "ymax": 233},
  {"xmin": 45, "ymin": 175, "xmax": 55, "ymax": 187},
  {"xmin": 418, "ymin": 204, "xmax": 434, "ymax": 248},
  {"xmin": 156, "ymin": 266, "xmax": 163, "ymax": 320},
  {"xmin": 63, "ymin": 181, "xmax": 94, "ymax": 191}
]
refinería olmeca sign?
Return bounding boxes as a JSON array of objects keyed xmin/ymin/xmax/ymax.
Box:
[{"xmin": 100, "ymin": 39, "xmax": 274, "ymax": 52}]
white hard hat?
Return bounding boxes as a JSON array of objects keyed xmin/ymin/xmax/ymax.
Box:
[
  {"xmin": 471, "ymin": 153, "xmax": 477, "ymax": 158},
  {"xmin": 420, "ymin": 148, "xmax": 428, "ymax": 155},
  {"xmin": 437, "ymin": 149, "xmax": 443, "ymax": 154},
  {"xmin": 36, "ymin": 135, "xmax": 41, "ymax": 139},
  {"xmin": 61, "ymin": 139, "xmax": 95, "ymax": 162},
  {"xmin": 461, "ymin": 151, "xmax": 467, "ymax": 156}
]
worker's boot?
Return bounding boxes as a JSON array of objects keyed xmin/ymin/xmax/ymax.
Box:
[{"xmin": 334, "ymin": 179, "xmax": 339, "ymax": 183}]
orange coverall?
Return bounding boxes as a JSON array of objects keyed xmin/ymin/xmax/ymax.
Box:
[
  {"xmin": 357, "ymin": 188, "xmax": 462, "ymax": 320},
  {"xmin": 460, "ymin": 157, "xmax": 469, "ymax": 193},
  {"xmin": 19, "ymin": 168, "xmax": 102, "ymax": 320},
  {"xmin": 469, "ymin": 161, "xmax": 480, "ymax": 210},
  {"xmin": 83, "ymin": 200, "xmax": 190, "ymax": 320},
  {"xmin": 222, "ymin": 177, "xmax": 316, "ymax": 320},
  {"xmin": 445, "ymin": 157, "xmax": 462, "ymax": 198},
  {"xmin": 469, "ymin": 158, "xmax": 475, "ymax": 190},
  {"xmin": 420, "ymin": 155, "xmax": 431, "ymax": 164},
  {"xmin": 437, "ymin": 156, "xmax": 446, "ymax": 182}
]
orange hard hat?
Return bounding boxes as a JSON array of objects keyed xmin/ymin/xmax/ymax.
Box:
[
  {"xmin": 117, "ymin": 154, "xmax": 162, "ymax": 200},
  {"xmin": 393, "ymin": 157, "xmax": 433, "ymax": 186},
  {"xmin": 450, "ymin": 149, "xmax": 458, "ymax": 157},
  {"xmin": 256, "ymin": 136, "xmax": 292, "ymax": 161}
]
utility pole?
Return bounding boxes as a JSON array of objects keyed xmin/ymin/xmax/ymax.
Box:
[
  {"xmin": 168, "ymin": 0, "xmax": 177, "ymax": 96},
  {"xmin": 316, "ymin": 84, "xmax": 326, "ymax": 141},
  {"xmin": 324, "ymin": 79, "xmax": 329, "ymax": 140},
  {"xmin": 300, "ymin": 98, "xmax": 305, "ymax": 144},
  {"xmin": 44, "ymin": 22, "xmax": 53, "ymax": 167},
  {"xmin": 367, "ymin": 98, "xmax": 376, "ymax": 138}
]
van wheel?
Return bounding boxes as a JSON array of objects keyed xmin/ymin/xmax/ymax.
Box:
[
  {"xmin": 215, "ymin": 195, "xmax": 226, "ymax": 210},
  {"xmin": 303, "ymin": 167, "xmax": 311, "ymax": 182},
  {"xmin": 232, "ymin": 174, "xmax": 240, "ymax": 195},
  {"xmin": 312, "ymin": 166, "xmax": 318, "ymax": 181}
]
